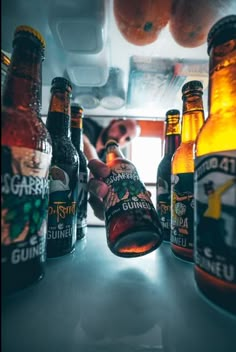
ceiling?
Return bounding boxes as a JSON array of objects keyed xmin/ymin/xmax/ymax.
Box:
[{"xmin": 2, "ymin": 0, "xmax": 236, "ymax": 121}]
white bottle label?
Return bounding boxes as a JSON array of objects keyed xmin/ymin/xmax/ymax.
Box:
[{"xmin": 194, "ymin": 151, "xmax": 236, "ymax": 286}]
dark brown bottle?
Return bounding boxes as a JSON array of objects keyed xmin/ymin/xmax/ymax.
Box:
[
  {"xmin": 71, "ymin": 103, "xmax": 88, "ymax": 240},
  {"xmin": 171, "ymin": 80, "xmax": 205, "ymax": 262},
  {"xmin": 1, "ymin": 25, "xmax": 52, "ymax": 295},
  {"xmin": 46, "ymin": 77, "xmax": 79, "ymax": 257},
  {"xmin": 156, "ymin": 109, "xmax": 181, "ymax": 242},
  {"xmin": 194, "ymin": 15, "xmax": 236, "ymax": 315},
  {"xmin": 103, "ymin": 139, "xmax": 163, "ymax": 257}
]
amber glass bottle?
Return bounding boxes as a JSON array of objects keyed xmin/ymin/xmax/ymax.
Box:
[
  {"xmin": 194, "ymin": 15, "xmax": 236, "ymax": 315},
  {"xmin": 156, "ymin": 109, "xmax": 181, "ymax": 242},
  {"xmin": 1, "ymin": 26, "xmax": 52, "ymax": 295},
  {"xmin": 46, "ymin": 77, "xmax": 79, "ymax": 257},
  {"xmin": 171, "ymin": 80, "xmax": 205, "ymax": 262},
  {"xmin": 103, "ymin": 139, "xmax": 163, "ymax": 257},
  {"xmin": 71, "ymin": 103, "xmax": 88, "ymax": 240}
]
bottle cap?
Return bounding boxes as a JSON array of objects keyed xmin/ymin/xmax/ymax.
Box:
[
  {"xmin": 14, "ymin": 25, "xmax": 46, "ymax": 49},
  {"xmin": 105, "ymin": 139, "xmax": 119, "ymax": 148},
  {"xmin": 165, "ymin": 109, "xmax": 180, "ymax": 117},
  {"xmin": 207, "ymin": 15, "xmax": 236, "ymax": 54},
  {"xmin": 51, "ymin": 77, "xmax": 72, "ymax": 93},
  {"xmin": 182, "ymin": 80, "xmax": 203, "ymax": 95},
  {"xmin": 71, "ymin": 103, "xmax": 84, "ymax": 116}
]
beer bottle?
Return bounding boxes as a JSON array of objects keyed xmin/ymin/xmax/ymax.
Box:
[
  {"xmin": 194, "ymin": 15, "xmax": 236, "ymax": 314},
  {"xmin": 156, "ymin": 109, "xmax": 181, "ymax": 242},
  {"xmin": 46, "ymin": 77, "xmax": 79, "ymax": 257},
  {"xmin": 71, "ymin": 103, "xmax": 88, "ymax": 240},
  {"xmin": 103, "ymin": 139, "xmax": 163, "ymax": 257},
  {"xmin": 171, "ymin": 80, "xmax": 205, "ymax": 262},
  {"xmin": 1, "ymin": 26, "xmax": 52, "ymax": 295}
]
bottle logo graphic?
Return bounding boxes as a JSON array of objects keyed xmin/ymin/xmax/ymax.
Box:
[{"xmin": 195, "ymin": 152, "xmax": 236, "ymax": 285}]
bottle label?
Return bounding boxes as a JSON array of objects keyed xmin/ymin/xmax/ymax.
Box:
[
  {"xmin": 157, "ymin": 190, "xmax": 171, "ymax": 231},
  {"xmin": 194, "ymin": 151, "xmax": 236, "ymax": 285},
  {"xmin": 47, "ymin": 165, "xmax": 77, "ymax": 247},
  {"xmin": 1, "ymin": 146, "xmax": 51, "ymax": 265},
  {"xmin": 156, "ymin": 157, "xmax": 172, "ymax": 239},
  {"xmin": 171, "ymin": 173, "xmax": 194, "ymax": 250},
  {"xmin": 104, "ymin": 160, "xmax": 157, "ymax": 224},
  {"xmin": 77, "ymin": 170, "xmax": 88, "ymax": 229}
]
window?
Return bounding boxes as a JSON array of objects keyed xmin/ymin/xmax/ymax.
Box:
[
  {"xmin": 129, "ymin": 120, "xmax": 164, "ymax": 206},
  {"xmin": 131, "ymin": 136, "xmax": 163, "ymax": 183}
]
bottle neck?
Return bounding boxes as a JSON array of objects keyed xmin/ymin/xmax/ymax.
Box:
[
  {"xmin": 2, "ymin": 38, "xmax": 43, "ymax": 115},
  {"xmin": 105, "ymin": 142, "xmax": 125, "ymax": 164},
  {"xmin": 164, "ymin": 117, "xmax": 181, "ymax": 154},
  {"xmin": 208, "ymin": 38, "xmax": 236, "ymax": 117},
  {"xmin": 164, "ymin": 134, "xmax": 181, "ymax": 154},
  {"xmin": 46, "ymin": 91, "xmax": 71, "ymax": 137},
  {"xmin": 181, "ymin": 94, "xmax": 205, "ymax": 143},
  {"xmin": 71, "ymin": 117, "xmax": 83, "ymax": 151}
]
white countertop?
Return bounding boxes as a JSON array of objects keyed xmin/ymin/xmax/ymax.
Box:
[{"xmin": 2, "ymin": 226, "xmax": 236, "ymax": 352}]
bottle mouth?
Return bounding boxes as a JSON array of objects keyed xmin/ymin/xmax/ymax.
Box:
[
  {"xmin": 71, "ymin": 103, "xmax": 84, "ymax": 116},
  {"xmin": 105, "ymin": 139, "xmax": 119, "ymax": 148},
  {"xmin": 165, "ymin": 109, "xmax": 180, "ymax": 117},
  {"xmin": 207, "ymin": 15, "xmax": 236, "ymax": 54},
  {"xmin": 50, "ymin": 77, "xmax": 72, "ymax": 93},
  {"xmin": 182, "ymin": 80, "xmax": 203, "ymax": 95},
  {"xmin": 14, "ymin": 25, "xmax": 46, "ymax": 49}
]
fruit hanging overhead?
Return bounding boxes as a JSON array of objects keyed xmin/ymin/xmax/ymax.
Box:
[
  {"xmin": 113, "ymin": 0, "xmax": 172, "ymax": 46},
  {"xmin": 169, "ymin": 0, "xmax": 235, "ymax": 48}
]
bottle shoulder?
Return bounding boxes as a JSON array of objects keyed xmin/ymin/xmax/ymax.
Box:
[
  {"xmin": 107, "ymin": 157, "xmax": 134, "ymax": 170},
  {"xmin": 157, "ymin": 154, "xmax": 172, "ymax": 172},
  {"xmin": 1, "ymin": 107, "xmax": 52, "ymax": 152},
  {"xmin": 195, "ymin": 115, "xmax": 236, "ymax": 156},
  {"xmin": 173, "ymin": 142, "xmax": 194, "ymax": 157},
  {"xmin": 159, "ymin": 153, "xmax": 175, "ymax": 162},
  {"xmin": 51, "ymin": 137, "xmax": 79, "ymax": 164},
  {"xmin": 172, "ymin": 142, "xmax": 194, "ymax": 174}
]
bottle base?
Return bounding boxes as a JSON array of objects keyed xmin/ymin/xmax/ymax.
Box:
[
  {"xmin": 108, "ymin": 229, "xmax": 162, "ymax": 258},
  {"xmin": 77, "ymin": 227, "xmax": 87, "ymax": 241},
  {"xmin": 194, "ymin": 266, "xmax": 236, "ymax": 316},
  {"xmin": 162, "ymin": 232, "xmax": 170, "ymax": 242},
  {"xmin": 1, "ymin": 268, "xmax": 45, "ymax": 297},
  {"xmin": 171, "ymin": 244, "xmax": 194, "ymax": 263},
  {"xmin": 46, "ymin": 245, "xmax": 75, "ymax": 259}
]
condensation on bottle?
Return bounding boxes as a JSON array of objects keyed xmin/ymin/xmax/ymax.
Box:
[
  {"xmin": 194, "ymin": 15, "xmax": 236, "ymax": 315},
  {"xmin": 1, "ymin": 25, "xmax": 52, "ymax": 295}
]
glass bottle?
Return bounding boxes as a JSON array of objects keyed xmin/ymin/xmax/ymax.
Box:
[
  {"xmin": 171, "ymin": 80, "xmax": 205, "ymax": 262},
  {"xmin": 1, "ymin": 50, "xmax": 11, "ymax": 97},
  {"xmin": 1, "ymin": 25, "xmax": 52, "ymax": 295},
  {"xmin": 103, "ymin": 139, "xmax": 163, "ymax": 257},
  {"xmin": 71, "ymin": 103, "xmax": 88, "ymax": 240},
  {"xmin": 46, "ymin": 77, "xmax": 79, "ymax": 258},
  {"xmin": 194, "ymin": 15, "xmax": 236, "ymax": 315},
  {"xmin": 156, "ymin": 109, "xmax": 181, "ymax": 242}
]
